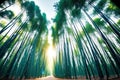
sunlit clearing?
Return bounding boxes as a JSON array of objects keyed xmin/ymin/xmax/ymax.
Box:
[{"xmin": 46, "ymin": 38, "xmax": 56, "ymax": 75}]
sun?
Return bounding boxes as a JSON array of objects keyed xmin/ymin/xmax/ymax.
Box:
[{"xmin": 46, "ymin": 37, "xmax": 56, "ymax": 75}]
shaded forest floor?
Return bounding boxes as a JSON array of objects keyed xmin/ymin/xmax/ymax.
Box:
[
  {"xmin": 1, "ymin": 75, "xmax": 120, "ymax": 80},
  {"xmin": 29, "ymin": 76, "xmax": 120, "ymax": 80}
]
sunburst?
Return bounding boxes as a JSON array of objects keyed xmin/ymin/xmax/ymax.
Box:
[{"xmin": 46, "ymin": 35, "xmax": 56, "ymax": 75}]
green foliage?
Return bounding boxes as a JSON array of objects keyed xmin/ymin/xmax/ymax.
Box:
[
  {"xmin": 0, "ymin": 10, "xmax": 14, "ymax": 19},
  {"xmin": 0, "ymin": 0, "xmax": 120, "ymax": 79},
  {"xmin": 85, "ymin": 22, "xmax": 95, "ymax": 33},
  {"xmin": 53, "ymin": 0, "xmax": 87, "ymax": 32},
  {"xmin": 0, "ymin": 21, "xmax": 6, "ymax": 28},
  {"xmin": 0, "ymin": 0, "xmax": 49, "ymax": 79},
  {"xmin": 21, "ymin": 1, "xmax": 48, "ymax": 33},
  {"xmin": 53, "ymin": 0, "xmax": 120, "ymax": 79},
  {"xmin": 97, "ymin": 0, "xmax": 107, "ymax": 10},
  {"xmin": 117, "ymin": 19, "xmax": 120, "ymax": 25},
  {"xmin": 110, "ymin": 0, "xmax": 120, "ymax": 9},
  {"xmin": 53, "ymin": 10, "xmax": 66, "ymax": 32},
  {"xmin": 105, "ymin": 2, "xmax": 120, "ymax": 16},
  {"xmin": 22, "ymin": 1, "xmax": 35, "ymax": 21},
  {"xmin": 70, "ymin": 8, "xmax": 81, "ymax": 18},
  {"xmin": 93, "ymin": 18, "xmax": 105, "ymax": 26}
]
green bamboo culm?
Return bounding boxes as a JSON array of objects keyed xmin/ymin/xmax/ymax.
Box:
[{"xmin": 0, "ymin": 0, "xmax": 120, "ymax": 80}]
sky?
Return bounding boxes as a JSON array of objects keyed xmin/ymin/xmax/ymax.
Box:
[
  {"xmin": 35, "ymin": 0, "xmax": 59, "ymax": 20},
  {"xmin": 33, "ymin": 0, "xmax": 59, "ymax": 28},
  {"xmin": 32, "ymin": 0, "xmax": 59, "ymax": 74}
]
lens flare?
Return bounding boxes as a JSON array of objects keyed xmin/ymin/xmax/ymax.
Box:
[{"xmin": 46, "ymin": 42, "xmax": 56, "ymax": 75}]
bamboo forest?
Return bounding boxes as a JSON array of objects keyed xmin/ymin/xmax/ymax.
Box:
[{"xmin": 0, "ymin": 0, "xmax": 120, "ymax": 80}]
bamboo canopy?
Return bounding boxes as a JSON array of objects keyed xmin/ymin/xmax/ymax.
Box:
[{"xmin": 0, "ymin": 0, "xmax": 120, "ymax": 80}]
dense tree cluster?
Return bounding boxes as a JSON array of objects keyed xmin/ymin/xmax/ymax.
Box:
[
  {"xmin": 0, "ymin": 0, "xmax": 49, "ymax": 79},
  {"xmin": 0, "ymin": 0, "xmax": 120, "ymax": 80},
  {"xmin": 53, "ymin": 0, "xmax": 120, "ymax": 79}
]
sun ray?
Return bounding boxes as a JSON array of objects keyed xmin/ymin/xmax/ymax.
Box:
[{"xmin": 46, "ymin": 34, "xmax": 56, "ymax": 75}]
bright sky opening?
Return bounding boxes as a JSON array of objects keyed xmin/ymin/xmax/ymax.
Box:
[
  {"xmin": 32, "ymin": 0, "xmax": 59, "ymax": 75},
  {"xmin": 32, "ymin": 0, "xmax": 59, "ymax": 29}
]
